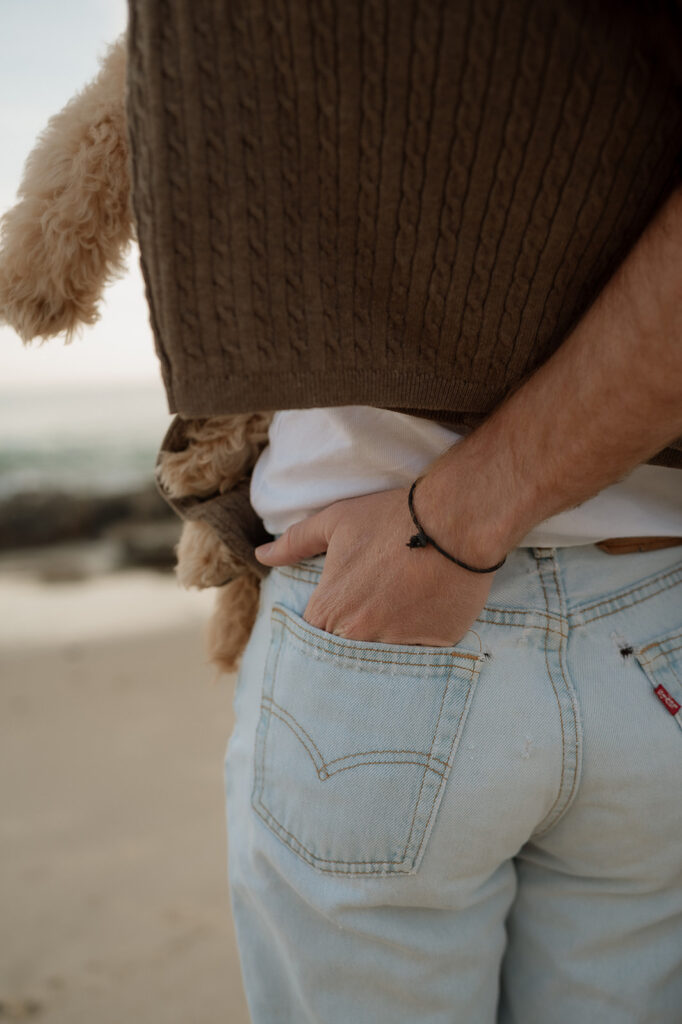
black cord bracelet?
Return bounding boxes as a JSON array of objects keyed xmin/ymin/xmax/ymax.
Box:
[{"xmin": 406, "ymin": 479, "xmax": 507, "ymax": 574}]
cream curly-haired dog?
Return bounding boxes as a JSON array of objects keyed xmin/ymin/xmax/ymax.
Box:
[{"xmin": 0, "ymin": 36, "xmax": 270, "ymax": 678}]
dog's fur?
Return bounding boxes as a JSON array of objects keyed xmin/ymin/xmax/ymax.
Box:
[
  {"xmin": 0, "ymin": 40, "xmax": 132, "ymax": 342},
  {"xmin": 0, "ymin": 36, "xmax": 270, "ymax": 677}
]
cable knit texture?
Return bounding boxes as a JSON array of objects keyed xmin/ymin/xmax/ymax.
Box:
[{"xmin": 126, "ymin": 0, "xmax": 682, "ymax": 468}]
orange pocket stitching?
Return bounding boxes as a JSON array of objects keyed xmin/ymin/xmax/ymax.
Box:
[{"xmin": 272, "ymin": 607, "xmax": 482, "ymax": 668}]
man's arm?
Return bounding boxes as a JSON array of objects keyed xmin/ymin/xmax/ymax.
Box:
[
  {"xmin": 417, "ymin": 184, "xmax": 682, "ymax": 569},
  {"xmin": 255, "ymin": 186, "xmax": 682, "ymax": 646}
]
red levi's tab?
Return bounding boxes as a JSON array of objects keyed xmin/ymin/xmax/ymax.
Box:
[{"xmin": 654, "ymin": 684, "xmax": 681, "ymax": 716}]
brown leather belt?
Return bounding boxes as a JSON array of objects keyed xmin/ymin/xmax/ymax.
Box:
[{"xmin": 595, "ymin": 536, "xmax": 682, "ymax": 554}]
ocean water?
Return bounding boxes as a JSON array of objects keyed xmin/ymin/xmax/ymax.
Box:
[{"xmin": 0, "ymin": 383, "xmax": 174, "ymax": 498}]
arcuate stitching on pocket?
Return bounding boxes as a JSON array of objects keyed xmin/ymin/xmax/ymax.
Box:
[
  {"xmin": 254, "ymin": 671, "xmax": 472, "ymax": 872},
  {"xmin": 254, "ymin": 636, "xmax": 444, "ymax": 868},
  {"xmin": 252, "ymin": 605, "xmax": 483, "ymax": 874},
  {"xmin": 262, "ymin": 696, "xmax": 450, "ymax": 779},
  {"xmin": 324, "ymin": 748, "xmax": 449, "ymax": 770},
  {"xmin": 316, "ymin": 759, "xmax": 447, "ymax": 781},
  {"xmin": 261, "ymin": 697, "xmax": 325, "ymax": 768}
]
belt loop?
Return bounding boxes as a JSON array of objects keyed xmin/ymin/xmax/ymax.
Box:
[{"xmin": 532, "ymin": 546, "xmax": 556, "ymax": 559}]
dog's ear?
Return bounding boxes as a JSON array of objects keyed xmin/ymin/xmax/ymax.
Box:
[{"xmin": 0, "ymin": 35, "xmax": 132, "ymax": 343}]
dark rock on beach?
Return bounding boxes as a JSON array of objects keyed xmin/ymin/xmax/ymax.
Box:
[
  {"xmin": 106, "ymin": 518, "xmax": 181, "ymax": 571},
  {"xmin": 0, "ymin": 483, "xmax": 175, "ymax": 550},
  {"xmin": 0, "ymin": 483, "xmax": 182, "ymax": 578}
]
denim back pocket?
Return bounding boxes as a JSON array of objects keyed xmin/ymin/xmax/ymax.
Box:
[
  {"xmin": 633, "ymin": 630, "xmax": 682, "ymax": 731},
  {"xmin": 251, "ymin": 603, "xmax": 486, "ymax": 876}
]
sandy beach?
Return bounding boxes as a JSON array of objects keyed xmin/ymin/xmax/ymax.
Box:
[{"xmin": 0, "ymin": 570, "xmax": 250, "ymax": 1023}]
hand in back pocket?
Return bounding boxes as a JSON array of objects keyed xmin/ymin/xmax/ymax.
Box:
[{"xmin": 251, "ymin": 604, "xmax": 486, "ymax": 876}]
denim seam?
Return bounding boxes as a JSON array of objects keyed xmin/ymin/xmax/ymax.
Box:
[
  {"xmin": 274, "ymin": 567, "xmax": 574, "ymax": 633},
  {"xmin": 532, "ymin": 563, "xmax": 567, "ymax": 831},
  {"xmin": 277, "ymin": 564, "xmax": 567, "ymax": 628},
  {"xmin": 272, "ymin": 607, "xmax": 483, "ymax": 667},
  {"xmin": 254, "ymin": 804, "xmax": 409, "ymax": 870},
  {"xmin": 405, "ymin": 675, "xmax": 474, "ymax": 869},
  {"xmin": 280, "ymin": 562, "xmax": 682, "ymax": 628},
  {"xmin": 399, "ymin": 666, "xmax": 454, "ymax": 863},
  {"xmin": 277, "ymin": 604, "xmax": 567, "ymax": 635},
  {"xmin": 548, "ymin": 556, "xmax": 581, "ymax": 826},
  {"xmin": 479, "ymin": 607, "xmax": 565, "ymax": 624},
  {"xmin": 573, "ymin": 576, "xmax": 682, "ymax": 626},
  {"xmin": 476, "ymin": 618, "xmax": 568, "ymax": 639},
  {"xmin": 403, "ymin": 668, "xmax": 460, "ymax": 861},
  {"xmin": 252, "ymin": 621, "xmax": 286, "ymax": 832},
  {"xmin": 662, "ymin": 648, "xmax": 681, "ymax": 687},
  {"xmin": 531, "ymin": 555, "xmax": 581, "ymax": 838},
  {"xmin": 277, "ymin": 567, "xmax": 321, "ymax": 583},
  {"xmin": 640, "ymin": 646, "xmax": 682, "ymax": 671},
  {"xmin": 640, "ymin": 631, "xmax": 682, "ymax": 655},
  {"xmin": 277, "ymin": 563, "xmax": 322, "ymax": 576},
  {"xmin": 568, "ymin": 562, "xmax": 682, "ymax": 620},
  {"xmin": 275, "ymin": 601, "xmax": 567, "ymax": 638},
  {"xmin": 571, "ymin": 561, "xmax": 682, "ymax": 613}
]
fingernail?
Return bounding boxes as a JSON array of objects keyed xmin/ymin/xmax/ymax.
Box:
[{"xmin": 255, "ymin": 542, "xmax": 273, "ymax": 557}]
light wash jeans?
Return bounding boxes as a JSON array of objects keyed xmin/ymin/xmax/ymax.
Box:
[{"xmin": 224, "ymin": 544, "xmax": 682, "ymax": 1023}]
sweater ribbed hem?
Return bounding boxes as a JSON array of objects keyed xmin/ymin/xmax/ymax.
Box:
[{"xmin": 167, "ymin": 367, "xmax": 508, "ymax": 419}]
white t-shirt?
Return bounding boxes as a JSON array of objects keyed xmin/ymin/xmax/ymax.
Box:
[{"xmin": 250, "ymin": 407, "xmax": 682, "ymax": 547}]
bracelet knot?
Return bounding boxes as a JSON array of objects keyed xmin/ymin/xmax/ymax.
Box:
[
  {"xmin": 406, "ymin": 527, "xmax": 428, "ymax": 549},
  {"xmin": 406, "ymin": 478, "xmax": 507, "ymax": 574}
]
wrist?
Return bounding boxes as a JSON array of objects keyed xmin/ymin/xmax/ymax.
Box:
[
  {"xmin": 411, "ymin": 478, "xmax": 510, "ymax": 571},
  {"xmin": 407, "ymin": 479, "xmax": 507, "ymax": 572},
  {"xmin": 416, "ymin": 429, "xmax": 534, "ymax": 567}
]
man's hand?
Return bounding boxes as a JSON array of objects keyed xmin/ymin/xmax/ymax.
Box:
[{"xmin": 254, "ymin": 486, "xmax": 495, "ymax": 647}]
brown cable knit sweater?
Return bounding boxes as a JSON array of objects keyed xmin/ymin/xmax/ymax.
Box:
[{"xmin": 125, "ymin": 0, "xmax": 682, "ymax": 560}]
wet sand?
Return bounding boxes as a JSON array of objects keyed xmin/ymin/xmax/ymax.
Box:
[{"xmin": 0, "ymin": 571, "xmax": 250, "ymax": 1023}]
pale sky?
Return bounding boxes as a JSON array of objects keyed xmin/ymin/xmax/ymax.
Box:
[{"xmin": 0, "ymin": 0, "xmax": 163, "ymax": 391}]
